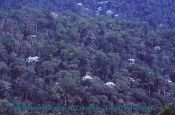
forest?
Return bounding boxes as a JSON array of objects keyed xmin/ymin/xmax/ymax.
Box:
[
  {"xmin": 0, "ymin": 1, "xmax": 175, "ymax": 115},
  {"xmin": 1, "ymin": 0, "xmax": 175, "ymax": 27}
]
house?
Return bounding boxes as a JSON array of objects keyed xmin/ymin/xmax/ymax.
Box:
[
  {"xmin": 129, "ymin": 77, "xmax": 136, "ymax": 82},
  {"xmin": 55, "ymin": 82, "xmax": 59, "ymax": 85},
  {"xmin": 106, "ymin": 10, "xmax": 114, "ymax": 16},
  {"xmin": 77, "ymin": 3, "xmax": 83, "ymax": 6},
  {"xmin": 104, "ymin": 82, "xmax": 116, "ymax": 88},
  {"xmin": 82, "ymin": 74, "xmax": 93, "ymax": 81},
  {"xmin": 26, "ymin": 56, "xmax": 39, "ymax": 63},
  {"xmin": 114, "ymin": 14, "xmax": 119, "ymax": 17},
  {"xmin": 98, "ymin": 1, "xmax": 109, "ymax": 4},
  {"xmin": 50, "ymin": 12, "xmax": 59, "ymax": 20},
  {"xmin": 165, "ymin": 79, "xmax": 173, "ymax": 84},
  {"xmin": 128, "ymin": 58, "xmax": 135, "ymax": 64},
  {"xmin": 96, "ymin": 7, "xmax": 102, "ymax": 13},
  {"xmin": 154, "ymin": 46, "xmax": 161, "ymax": 51},
  {"xmin": 27, "ymin": 35, "xmax": 37, "ymax": 39}
]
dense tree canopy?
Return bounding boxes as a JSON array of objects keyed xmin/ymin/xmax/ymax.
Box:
[
  {"xmin": 1, "ymin": 0, "xmax": 175, "ymax": 27},
  {"xmin": 0, "ymin": 6, "xmax": 175, "ymax": 114}
]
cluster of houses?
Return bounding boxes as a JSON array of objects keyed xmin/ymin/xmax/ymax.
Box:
[
  {"xmin": 82, "ymin": 72, "xmax": 116, "ymax": 88},
  {"xmin": 76, "ymin": 1, "xmax": 119, "ymax": 17}
]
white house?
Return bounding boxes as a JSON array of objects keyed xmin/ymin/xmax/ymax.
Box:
[
  {"xmin": 114, "ymin": 14, "xmax": 119, "ymax": 17},
  {"xmin": 98, "ymin": 1, "xmax": 105, "ymax": 4},
  {"xmin": 128, "ymin": 58, "xmax": 135, "ymax": 64},
  {"xmin": 27, "ymin": 35, "xmax": 37, "ymax": 39},
  {"xmin": 104, "ymin": 82, "xmax": 116, "ymax": 88},
  {"xmin": 96, "ymin": 7, "xmax": 102, "ymax": 12},
  {"xmin": 50, "ymin": 12, "xmax": 59, "ymax": 19},
  {"xmin": 82, "ymin": 74, "xmax": 93, "ymax": 81},
  {"xmin": 129, "ymin": 77, "xmax": 136, "ymax": 82},
  {"xmin": 106, "ymin": 10, "xmax": 114, "ymax": 16},
  {"xmin": 55, "ymin": 82, "xmax": 59, "ymax": 85},
  {"xmin": 26, "ymin": 56, "xmax": 39, "ymax": 63},
  {"xmin": 98, "ymin": 1, "xmax": 109, "ymax": 4},
  {"xmin": 165, "ymin": 79, "xmax": 173, "ymax": 84},
  {"xmin": 154, "ymin": 46, "xmax": 161, "ymax": 51},
  {"xmin": 98, "ymin": 7, "xmax": 102, "ymax": 10},
  {"xmin": 104, "ymin": 1, "xmax": 109, "ymax": 3},
  {"xmin": 77, "ymin": 3, "xmax": 83, "ymax": 6}
]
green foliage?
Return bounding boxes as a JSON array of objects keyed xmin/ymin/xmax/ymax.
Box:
[
  {"xmin": 60, "ymin": 71, "xmax": 81, "ymax": 95},
  {"xmin": 2, "ymin": 37, "xmax": 16, "ymax": 53},
  {"xmin": 0, "ymin": 99, "xmax": 17, "ymax": 115},
  {"xmin": 129, "ymin": 64, "xmax": 155, "ymax": 83},
  {"xmin": 0, "ymin": 8, "xmax": 174, "ymax": 115},
  {"xmin": 43, "ymin": 44, "xmax": 56, "ymax": 56},
  {"xmin": 157, "ymin": 107, "xmax": 175, "ymax": 115},
  {"xmin": 0, "ymin": 61, "xmax": 8, "ymax": 74},
  {"xmin": 0, "ymin": 11, "xmax": 8, "ymax": 18}
]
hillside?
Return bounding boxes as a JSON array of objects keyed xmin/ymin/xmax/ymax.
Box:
[
  {"xmin": 1, "ymin": 0, "xmax": 175, "ymax": 27},
  {"xmin": 0, "ymin": 8, "xmax": 175, "ymax": 114}
]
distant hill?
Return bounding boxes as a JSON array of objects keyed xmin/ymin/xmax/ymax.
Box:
[{"xmin": 1, "ymin": 0, "xmax": 175, "ymax": 27}]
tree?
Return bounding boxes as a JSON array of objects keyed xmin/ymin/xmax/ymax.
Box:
[
  {"xmin": 2, "ymin": 37, "xmax": 16, "ymax": 53},
  {"xmin": 0, "ymin": 61, "xmax": 9, "ymax": 75},
  {"xmin": 9, "ymin": 57, "xmax": 27, "ymax": 79},
  {"xmin": 0, "ymin": 99, "xmax": 18, "ymax": 115},
  {"xmin": 169, "ymin": 71, "xmax": 175, "ymax": 83},
  {"xmin": 0, "ymin": 43, "xmax": 8, "ymax": 62},
  {"xmin": 60, "ymin": 71, "xmax": 81, "ymax": 95},
  {"xmin": 158, "ymin": 107, "xmax": 175, "ymax": 115}
]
